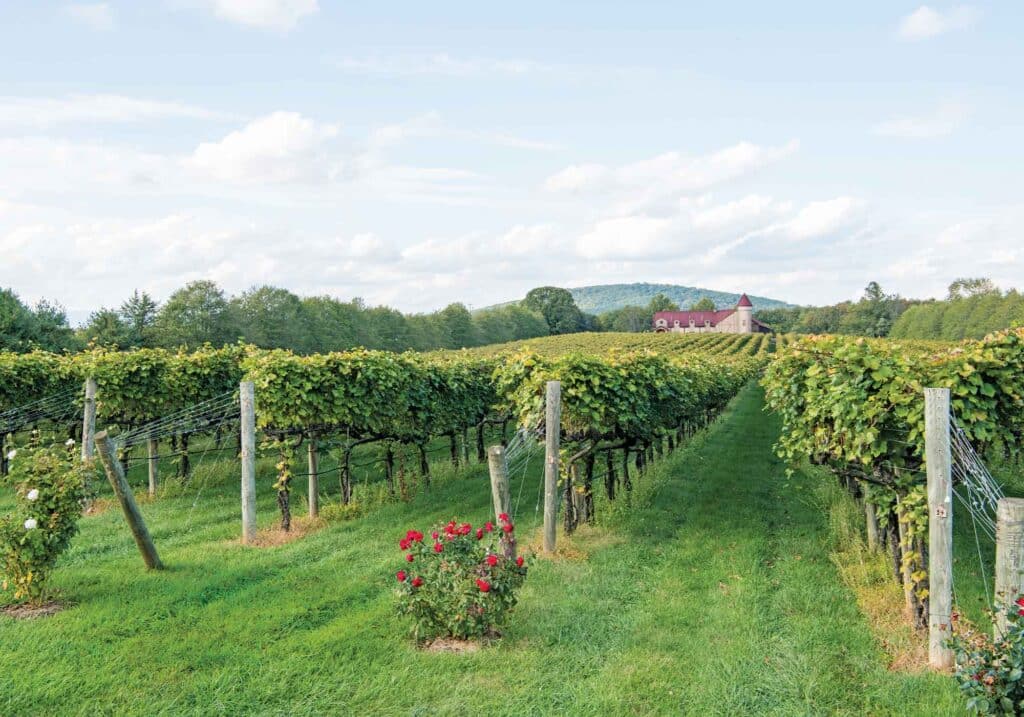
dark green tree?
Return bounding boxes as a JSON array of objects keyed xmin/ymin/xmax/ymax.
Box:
[
  {"xmin": 522, "ymin": 286, "xmax": 585, "ymax": 335},
  {"xmin": 231, "ymin": 285, "xmax": 312, "ymax": 353},
  {"xmin": 154, "ymin": 280, "xmax": 237, "ymax": 348},
  {"xmin": 80, "ymin": 308, "xmax": 131, "ymax": 348},
  {"xmin": 118, "ymin": 290, "xmax": 159, "ymax": 348},
  {"xmin": 689, "ymin": 297, "xmax": 717, "ymax": 311}
]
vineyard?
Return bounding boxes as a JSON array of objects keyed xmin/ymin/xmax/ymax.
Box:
[{"xmin": 3, "ymin": 328, "xmax": 1022, "ymax": 714}]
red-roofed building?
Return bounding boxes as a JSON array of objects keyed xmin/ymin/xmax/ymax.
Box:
[{"xmin": 652, "ymin": 294, "xmax": 770, "ymax": 334}]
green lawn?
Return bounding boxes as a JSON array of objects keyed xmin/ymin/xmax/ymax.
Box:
[{"xmin": 0, "ymin": 385, "xmax": 963, "ymax": 715}]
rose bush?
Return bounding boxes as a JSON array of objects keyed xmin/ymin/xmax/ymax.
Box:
[
  {"xmin": 0, "ymin": 443, "xmax": 89, "ymax": 604},
  {"xmin": 394, "ymin": 515, "xmax": 528, "ymax": 641},
  {"xmin": 949, "ymin": 597, "xmax": 1024, "ymax": 715}
]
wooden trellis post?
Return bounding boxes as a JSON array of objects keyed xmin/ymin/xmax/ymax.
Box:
[
  {"xmin": 240, "ymin": 381, "xmax": 257, "ymax": 544},
  {"xmin": 543, "ymin": 380, "xmax": 561, "ymax": 555},
  {"xmin": 95, "ymin": 431, "xmax": 163, "ymax": 570},
  {"xmin": 81, "ymin": 377, "xmax": 97, "ymax": 463},
  {"xmin": 925, "ymin": 387, "xmax": 953, "ymax": 670},
  {"xmin": 487, "ymin": 445, "xmax": 515, "ymax": 560},
  {"xmin": 995, "ymin": 499, "xmax": 1024, "ymax": 638}
]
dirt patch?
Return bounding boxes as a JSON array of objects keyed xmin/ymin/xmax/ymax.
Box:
[
  {"xmin": 241, "ymin": 516, "xmax": 324, "ymax": 548},
  {"xmin": 83, "ymin": 498, "xmax": 113, "ymax": 516},
  {"xmin": 521, "ymin": 523, "xmax": 623, "ymax": 562},
  {"xmin": 423, "ymin": 637, "xmax": 483, "ymax": 654},
  {"xmin": 830, "ymin": 547, "xmax": 931, "ymax": 673},
  {"xmin": 2, "ymin": 601, "xmax": 64, "ymax": 619}
]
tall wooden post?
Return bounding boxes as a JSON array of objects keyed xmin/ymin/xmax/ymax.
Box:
[
  {"xmin": 543, "ymin": 380, "xmax": 561, "ymax": 554},
  {"xmin": 240, "ymin": 381, "xmax": 257, "ymax": 545},
  {"xmin": 995, "ymin": 499, "xmax": 1024, "ymax": 638},
  {"xmin": 487, "ymin": 445, "xmax": 515, "ymax": 560},
  {"xmin": 926, "ymin": 387, "xmax": 953, "ymax": 669},
  {"xmin": 94, "ymin": 431, "xmax": 163, "ymax": 570},
  {"xmin": 307, "ymin": 436, "xmax": 319, "ymax": 519},
  {"xmin": 147, "ymin": 437, "xmax": 159, "ymax": 498},
  {"xmin": 81, "ymin": 377, "xmax": 97, "ymax": 463}
]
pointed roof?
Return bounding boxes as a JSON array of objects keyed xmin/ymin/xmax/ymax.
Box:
[{"xmin": 736, "ymin": 293, "xmax": 753, "ymax": 308}]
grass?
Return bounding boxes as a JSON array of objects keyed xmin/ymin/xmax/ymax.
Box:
[{"xmin": 0, "ymin": 384, "xmax": 965, "ymax": 715}]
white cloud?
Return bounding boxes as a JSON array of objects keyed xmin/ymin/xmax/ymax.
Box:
[
  {"xmin": 187, "ymin": 111, "xmax": 340, "ymax": 184},
  {"xmin": 333, "ymin": 54, "xmax": 548, "ymax": 78},
  {"xmin": 64, "ymin": 3, "xmax": 114, "ymax": 31},
  {"xmin": 898, "ymin": 5, "xmax": 976, "ymax": 40},
  {"xmin": 691, "ymin": 195, "xmax": 775, "ymax": 230},
  {"xmin": 874, "ymin": 101, "xmax": 969, "ymax": 138},
  {"xmin": 543, "ymin": 163, "xmax": 612, "ymax": 193},
  {"xmin": 785, "ymin": 197, "xmax": 864, "ymax": 240},
  {"xmin": 0, "ymin": 94, "xmax": 235, "ymax": 128},
  {"xmin": 543, "ymin": 141, "xmax": 798, "ymax": 206},
  {"xmin": 200, "ymin": 0, "xmax": 319, "ymax": 30},
  {"xmin": 370, "ymin": 112, "xmax": 560, "ymax": 152}
]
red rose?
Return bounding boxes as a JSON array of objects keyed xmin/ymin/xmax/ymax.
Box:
[
  {"xmin": 432, "ymin": 531, "xmax": 439, "ymax": 540},
  {"xmin": 1018, "ymin": 608, "xmax": 1024, "ymax": 617},
  {"xmin": 476, "ymin": 578, "xmax": 491, "ymax": 592},
  {"xmin": 412, "ymin": 576, "xmax": 423, "ymax": 588},
  {"xmin": 1016, "ymin": 596, "xmax": 1024, "ymax": 607},
  {"xmin": 406, "ymin": 553, "xmax": 414, "ymax": 563},
  {"xmin": 486, "ymin": 554, "xmax": 499, "ymax": 567},
  {"xmin": 461, "ymin": 523, "xmax": 472, "ymax": 535},
  {"xmin": 484, "ymin": 521, "xmax": 494, "ymax": 532},
  {"xmin": 498, "ymin": 513, "xmax": 509, "ymax": 522},
  {"xmin": 412, "ymin": 531, "xmax": 424, "ymax": 542},
  {"xmin": 396, "ymin": 570, "xmax": 407, "ymax": 582},
  {"xmin": 502, "ymin": 522, "xmax": 514, "ymax": 533},
  {"xmin": 433, "ymin": 542, "xmax": 444, "ymax": 553},
  {"xmin": 399, "ymin": 538, "xmax": 410, "ymax": 550},
  {"xmin": 516, "ymin": 556, "xmax": 524, "ymax": 567},
  {"xmin": 476, "ymin": 528, "xmax": 484, "ymax": 540}
]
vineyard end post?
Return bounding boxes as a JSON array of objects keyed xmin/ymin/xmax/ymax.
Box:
[
  {"xmin": 487, "ymin": 445, "xmax": 515, "ymax": 560},
  {"xmin": 147, "ymin": 437, "xmax": 158, "ymax": 498},
  {"xmin": 81, "ymin": 377, "xmax": 97, "ymax": 463},
  {"xmin": 995, "ymin": 499, "xmax": 1024, "ymax": 638},
  {"xmin": 240, "ymin": 381, "xmax": 257, "ymax": 544},
  {"xmin": 543, "ymin": 380, "xmax": 561, "ymax": 555},
  {"xmin": 925, "ymin": 387, "xmax": 953, "ymax": 670},
  {"xmin": 307, "ymin": 436, "xmax": 319, "ymax": 519},
  {"xmin": 94, "ymin": 431, "xmax": 164, "ymax": 570}
]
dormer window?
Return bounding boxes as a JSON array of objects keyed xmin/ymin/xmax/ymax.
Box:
[{"xmin": 673, "ymin": 320, "xmax": 680, "ymax": 327}]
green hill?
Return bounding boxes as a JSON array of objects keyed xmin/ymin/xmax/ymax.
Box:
[{"xmin": 568, "ymin": 283, "xmax": 795, "ymax": 314}]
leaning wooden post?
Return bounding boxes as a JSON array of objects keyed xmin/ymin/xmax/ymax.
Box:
[
  {"xmin": 95, "ymin": 431, "xmax": 163, "ymax": 570},
  {"xmin": 487, "ymin": 445, "xmax": 515, "ymax": 560},
  {"xmin": 147, "ymin": 437, "xmax": 159, "ymax": 498},
  {"xmin": 926, "ymin": 387, "xmax": 954, "ymax": 669},
  {"xmin": 240, "ymin": 381, "xmax": 257, "ymax": 545},
  {"xmin": 81, "ymin": 377, "xmax": 97, "ymax": 463},
  {"xmin": 995, "ymin": 499, "xmax": 1024, "ymax": 638},
  {"xmin": 543, "ymin": 380, "xmax": 561, "ymax": 555},
  {"xmin": 307, "ymin": 435, "xmax": 319, "ymax": 519}
]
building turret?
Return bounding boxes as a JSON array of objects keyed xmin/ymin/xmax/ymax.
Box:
[{"xmin": 736, "ymin": 293, "xmax": 753, "ymax": 333}]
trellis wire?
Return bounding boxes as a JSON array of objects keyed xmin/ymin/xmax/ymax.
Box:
[
  {"xmin": 0, "ymin": 386, "xmax": 81, "ymax": 435},
  {"xmin": 948, "ymin": 408, "xmax": 1005, "ymax": 607},
  {"xmin": 115, "ymin": 392, "xmax": 239, "ymax": 448}
]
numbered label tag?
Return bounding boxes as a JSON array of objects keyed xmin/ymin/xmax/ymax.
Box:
[{"xmin": 935, "ymin": 506, "xmax": 948, "ymax": 518}]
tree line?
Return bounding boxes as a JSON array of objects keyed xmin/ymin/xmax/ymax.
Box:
[
  {"xmin": 1, "ymin": 282, "xmax": 554, "ymax": 354},
  {"xmin": 3, "ymin": 277, "xmax": 1019, "ymax": 354}
]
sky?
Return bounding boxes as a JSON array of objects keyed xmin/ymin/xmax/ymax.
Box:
[{"xmin": 0, "ymin": 1, "xmax": 1022, "ymax": 322}]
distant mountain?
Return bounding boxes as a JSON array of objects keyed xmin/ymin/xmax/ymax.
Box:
[{"xmin": 567, "ymin": 283, "xmax": 795, "ymax": 314}]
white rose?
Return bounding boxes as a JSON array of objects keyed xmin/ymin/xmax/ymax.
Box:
[
  {"xmin": 65, "ymin": 438, "xmax": 76, "ymax": 447},
  {"xmin": 26, "ymin": 489, "xmax": 39, "ymax": 502},
  {"xmin": 24, "ymin": 518, "xmax": 37, "ymax": 530},
  {"xmin": 6, "ymin": 449, "xmax": 15, "ymax": 460}
]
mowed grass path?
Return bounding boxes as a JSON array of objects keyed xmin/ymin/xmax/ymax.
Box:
[{"xmin": 1, "ymin": 384, "xmax": 962, "ymax": 715}]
